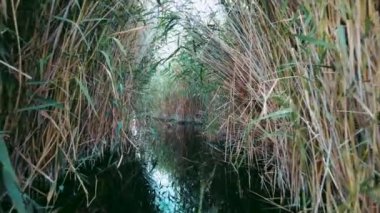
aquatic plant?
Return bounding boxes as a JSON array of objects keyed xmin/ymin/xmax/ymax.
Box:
[
  {"xmin": 1, "ymin": 0, "xmax": 379, "ymax": 212},
  {"xmin": 0, "ymin": 0, "xmax": 152, "ymax": 209},
  {"xmin": 186, "ymin": 0, "xmax": 380, "ymax": 211}
]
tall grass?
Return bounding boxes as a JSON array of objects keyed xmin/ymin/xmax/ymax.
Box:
[
  {"xmin": 187, "ymin": 0, "xmax": 380, "ymax": 212},
  {"xmin": 142, "ymin": 50, "xmax": 212, "ymax": 123},
  {"xmin": 0, "ymin": 0, "xmax": 148, "ymax": 208}
]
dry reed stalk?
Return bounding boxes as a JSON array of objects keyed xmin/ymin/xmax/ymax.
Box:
[
  {"xmin": 190, "ymin": 0, "xmax": 380, "ymax": 211},
  {"xmin": 1, "ymin": 0, "xmax": 148, "ymax": 207}
]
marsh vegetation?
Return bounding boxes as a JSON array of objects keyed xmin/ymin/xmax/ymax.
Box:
[{"xmin": 1, "ymin": 0, "xmax": 380, "ymax": 212}]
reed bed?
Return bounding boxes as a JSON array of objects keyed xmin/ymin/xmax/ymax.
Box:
[
  {"xmin": 0, "ymin": 0, "xmax": 148, "ymax": 209},
  {"xmin": 188, "ymin": 0, "xmax": 380, "ymax": 212},
  {"xmin": 2, "ymin": 0, "xmax": 380, "ymax": 211},
  {"xmin": 142, "ymin": 52, "xmax": 209, "ymax": 122}
]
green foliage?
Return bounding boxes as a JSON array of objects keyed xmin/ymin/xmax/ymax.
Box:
[{"xmin": 0, "ymin": 135, "xmax": 26, "ymax": 213}]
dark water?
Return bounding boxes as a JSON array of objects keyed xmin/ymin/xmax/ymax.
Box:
[{"xmin": 52, "ymin": 121, "xmax": 285, "ymax": 213}]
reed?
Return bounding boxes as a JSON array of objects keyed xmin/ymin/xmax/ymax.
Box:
[
  {"xmin": 2, "ymin": 0, "xmax": 379, "ymax": 211},
  {"xmin": 188, "ymin": 0, "xmax": 380, "ymax": 211},
  {"xmin": 142, "ymin": 51, "xmax": 209, "ymax": 123},
  {"xmin": 0, "ymin": 0, "xmax": 149, "ymax": 209}
]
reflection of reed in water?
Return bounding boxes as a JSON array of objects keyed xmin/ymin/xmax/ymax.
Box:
[
  {"xmin": 147, "ymin": 121, "xmax": 281, "ymax": 212},
  {"xmin": 155, "ymin": 122, "xmax": 201, "ymax": 159},
  {"xmin": 146, "ymin": 122, "xmax": 203, "ymax": 212}
]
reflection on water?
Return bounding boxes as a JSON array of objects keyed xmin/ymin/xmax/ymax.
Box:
[
  {"xmin": 142, "ymin": 123, "xmax": 201, "ymax": 213},
  {"xmin": 149, "ymin": 165, "xmax": 179, "ymax": 212},
  {"xmin": 52, "ymin": 155, "xmax": 157, "ymax": 213},
  {"xmin": 139, "ymin": 121, "xmax": 284, "ymax": 213},
  {"xmin": 53, "ymin": 120, "xmax": 285, "ymax": 212}
]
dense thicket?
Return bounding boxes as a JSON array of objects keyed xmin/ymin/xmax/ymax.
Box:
[
  {"xmin": 186, "ymin": 1, "xmax": 380, "ymax": 212},
  {"xmin": 0, "ymin": 0, "xmax": 150, "ymax": 210},
  {"xmin": 1, "ymin": 0, "xmax": 380, "ymax": 212}
]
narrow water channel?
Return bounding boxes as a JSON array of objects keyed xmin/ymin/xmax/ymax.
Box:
[{"xmin": 53, "ymin": 120, "xmax": 284, "ymax": 212}]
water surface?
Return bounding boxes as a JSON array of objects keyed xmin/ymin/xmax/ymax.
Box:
[{"xmin": 54, "ymin": 121, "xmax": 284, "ymax": 212}]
